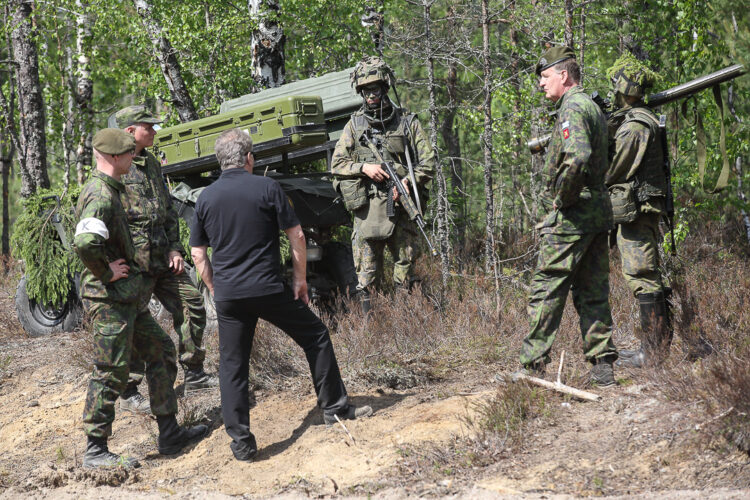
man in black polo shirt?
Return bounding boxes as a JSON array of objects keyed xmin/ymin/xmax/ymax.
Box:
[{"xmin": 190, "ymin": 128, "xmax": 372, "ymax": 461}]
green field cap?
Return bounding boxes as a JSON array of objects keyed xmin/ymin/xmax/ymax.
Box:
[
  {"xmin": 108, "ymin": 105, "xmax": 162, "ymax": 128},
  {"xmin": 92, "ymin": 128, "xmax": 136, "ymax": 155}
]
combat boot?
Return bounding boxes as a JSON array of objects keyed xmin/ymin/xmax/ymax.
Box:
[
  {"xmin": 323, "ymin": 404, "xmax": 373, "ymax": 426},
  {"xmin": 83, "ymin": 436, "xmax": 140, "ymax": 469},
  {"xmin": 589, "ymin": 358, "xmax": 616, "ymax": 387},
  {"xmin": 184, "ymin": 367, "xmax": 220, "ymax": 391},
  {"xmin": 120, "ymin": 388, "xmax": 151, "ymax": 414},
  {"xmin": 357, "ymin": 289, "xmax": 372, "ymax": 316},
  {"xmin": 157, "ymin": 415, "xmax": 209, "ymax": 455},
  {"xmin": 617, "ymin": 290, "xmax": 672, "ymax": 369},
  {"xmin": 511, "ymin": 361, "xmax": 546, "ymax": 381}
]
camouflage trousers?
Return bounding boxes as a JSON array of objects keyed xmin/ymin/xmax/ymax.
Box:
[
  {"xmin": 616, "ymin": 213, "xmax": 664, "ymax": 296},
  {"xmin": 129, "ymin": 269, "xmax": 206, "ymax": 388},
  {"xmin": 353, "ymin": 214, "xmax": 419, "ymax": 291},
  {"xmin": 520, "ymin": 231, "xmax": 617, "ymax": 367},
  {"xmin": 82, "ymin": 291, "xmax": 178, "ymax": 438}
]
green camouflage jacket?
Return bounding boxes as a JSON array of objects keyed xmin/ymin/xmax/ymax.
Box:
[
  {"xmin": 331, "ymin": 106, "xmax": 435, "ymax": 239},
  {"xmin": 606, "ymin": 105, "xmax": 666, "ymax": 214},
  {"xmin": 74, "ymin": 170, "xmax": 142, "ymax": 303},
  {"xmin": 539, "ymin": 86, "xmax": 612, "ymax": 234},
  {"xmin": 120, "ymin": 150, "xmax": 184, "ymax": 274}
]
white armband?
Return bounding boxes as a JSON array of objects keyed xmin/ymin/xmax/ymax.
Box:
[{"xmin": 75, "ymin": 217, "xmax": 109, "ymax": 239}]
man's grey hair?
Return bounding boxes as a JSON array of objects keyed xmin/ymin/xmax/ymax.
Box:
[
  {"xmin": 215, "ymin": 128, "xmax": 253, "ymax": 171},
  {"xmin": 553, "ymin": 58, "xmax": 581, "ymax": 84}
]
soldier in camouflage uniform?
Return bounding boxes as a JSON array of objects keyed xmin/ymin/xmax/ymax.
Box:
[
  {"xmin": 108, "ymin": 106, "xmax": 217, "ymax": 414},
  {"xmin": 331, "ymin": 56, "xmax": 435, "ymax": 312},
  {"xmin": 75, "ymin": 128, "xmax": 207, "ymax": 469},
  {"xmin": 519, "ymin": 47, "xmax": 618, "ymax": 386},
  {"xmin": 605, "ymin": 55, "xmax": 672, "ymax": 368}
]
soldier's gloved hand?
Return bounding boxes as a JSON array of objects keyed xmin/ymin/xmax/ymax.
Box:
[
  {"xmin": 362, "ymin": 163, "xmax": 389, "ymax": 182},
  {"xmin": 108, "ymin": 258, "xmax": 130, "ymax": 282},
  {"xmin": 168, "ymin": 250, "xmax": 184, "ymax": 275}
]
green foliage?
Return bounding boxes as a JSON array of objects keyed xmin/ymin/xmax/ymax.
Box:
[
  {"xmin": 606, "ymin": 52, "xmax": 662, "ymax": 89},
  {"xmin": 279, "ymin": 230, "xmax": 291, "ymax": 263},
  {"xmin": 10, "ymin": 187, "xmax": 82, "ymax": 306}
]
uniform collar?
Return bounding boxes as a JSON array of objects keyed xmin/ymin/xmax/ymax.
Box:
[
  {"xmin": 556, "ymin": 85, "xmax": 584, "ymax": 110},
  {"xmin": 132, "ymin": 149, "xmax": 153, "ymax": 168},
  {"xmin": 92, "ymin": 169, "xmax": 125, "ymax": 192}
]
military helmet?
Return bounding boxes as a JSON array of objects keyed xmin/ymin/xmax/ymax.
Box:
[
  {"xmin": 351, "ymin": 56, "xmax": 395, "ymax": 92},
  {"xmin": 607, "ymin": 54, "xmax": 658, "ymax": 98}
]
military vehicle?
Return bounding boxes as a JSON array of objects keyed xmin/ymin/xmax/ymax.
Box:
[{"xmin": 15, "ymin": 69, "xmax": 362, "ymax": 336}]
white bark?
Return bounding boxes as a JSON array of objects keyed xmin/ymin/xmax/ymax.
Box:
[
  {"xmin": 133, "ymin": 0, "xmax": 199, "ymax": 122},
  {"xmin": 248, "ymin": 0, "xmax": 285, "ymax": 88},
  {"xmin": 74, "ymin": 0, "xmax": 93, "ymax": 185}
]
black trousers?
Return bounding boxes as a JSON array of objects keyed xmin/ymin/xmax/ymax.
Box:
[{"xmin": 214, "ymin": 286, "xmax": 348, "ymax": 447}]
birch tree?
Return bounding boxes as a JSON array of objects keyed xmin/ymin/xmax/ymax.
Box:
[
  {"xmin": 10, "ymin": 0, "xmax": 50, "ymax": 197},
  {"xmin": 249, "ymin": 0, "xmax": 285, "ymax": 88},
  {"xmin": 133, "ymin": 0, "xmax": 199, "ymax": 122},
  {"xmin": 74, "ymin": 0, "xmax": 93, "ymax": 185},
  {"xmin": 480, "ymin": 0, "xmax": 495, "ymax": 274}
]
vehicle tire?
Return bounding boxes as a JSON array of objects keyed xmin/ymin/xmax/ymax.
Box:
[{"xmin": 15, "ymin": 275, "xmax": 82, "ymax": 337}]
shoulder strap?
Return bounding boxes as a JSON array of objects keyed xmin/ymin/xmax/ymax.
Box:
[{"xmin": 626, "ymin": 107, "xmax": 659, "ymax": 131}]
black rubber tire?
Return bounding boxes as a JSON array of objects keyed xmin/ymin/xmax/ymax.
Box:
[{"xmin": 15, "ymin": 275, "xmax": 82, "ymax": 337}]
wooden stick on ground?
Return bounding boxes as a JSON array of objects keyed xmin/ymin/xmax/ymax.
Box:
[
  {"xmin": 511, "ymin": 371, "xmax": 601, "ymax": 402},
  {"xmin": 334, "ymin": 414, "xmax": 356, "ymax": 445}
]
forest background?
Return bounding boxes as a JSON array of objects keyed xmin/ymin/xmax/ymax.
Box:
[{"xmin": 0, "ymin": 0, "xmax": 749, "ymax": 282}]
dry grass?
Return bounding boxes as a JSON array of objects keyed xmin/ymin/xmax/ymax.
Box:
[{"xmin": 644, "ymin": 215, "xmax": 750, "ymax": 454}]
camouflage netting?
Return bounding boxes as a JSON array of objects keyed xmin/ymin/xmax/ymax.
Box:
[{"xmin": 607, "ymin": 53, "xmax": 661, "ymax": 97}]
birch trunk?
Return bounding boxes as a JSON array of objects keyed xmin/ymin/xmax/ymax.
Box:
[
  {"xmin": 248, "ymin": 0, "xmax": 285, "ymax": 88},
  {"xmin": 422, "ymin": 0, "xmax": 449, "ymax": 290},
  {"xmin": 133, "ymin": 0, "xmax": 199, "ymax": 122},
  {"xmin": 363, "ymin": 0, "xmax": 385, "ymax": 56},
  {"xmin": 74, "ymin": 0, "xmax": 93, "ymax": 185},
  {"xmin": 481, "ymin": 0, "xmax": 495, "ymax": 273},
  {"xmin": 11, "ymin": 0, "xmax": 50, "ymax": 197}
]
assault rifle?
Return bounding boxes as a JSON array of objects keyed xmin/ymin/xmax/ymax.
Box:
[
  {"xmin": 360, "ymin": 130, "xmax": 438, "ymax": 257},
  {"xmin": 527, "ymin": 64, "xmax": 747, "ymax": 154}
]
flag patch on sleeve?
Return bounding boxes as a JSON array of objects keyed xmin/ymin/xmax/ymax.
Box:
[{"xmin": 561, "ymin": 120, "xmax": 570, "ymax": 140}]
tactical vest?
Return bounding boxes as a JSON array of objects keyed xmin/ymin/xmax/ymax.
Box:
[
  {"xmin": 623, "ymin": 107, "xmax": 668, "ymax": 202},
  {"xmin": 347, "ymin": 108, "xmax": 419, "ymax": 240},
  {"xmin": 350, "ymin": 108, "xmax": 416, "ymax": 173}
]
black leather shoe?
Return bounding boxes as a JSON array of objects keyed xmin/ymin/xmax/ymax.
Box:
[
  {"xmin": 323, "ymin": 404, "xmax": 373, "ymax": 426},
  {"xmin": 230, "ymin": 435, "xmax": 258, "ymax": 462}
]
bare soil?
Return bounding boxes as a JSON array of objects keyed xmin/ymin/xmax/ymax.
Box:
[{"xmin": 0, "ymin": 322, "xmax": 748, "ymax": 499}]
